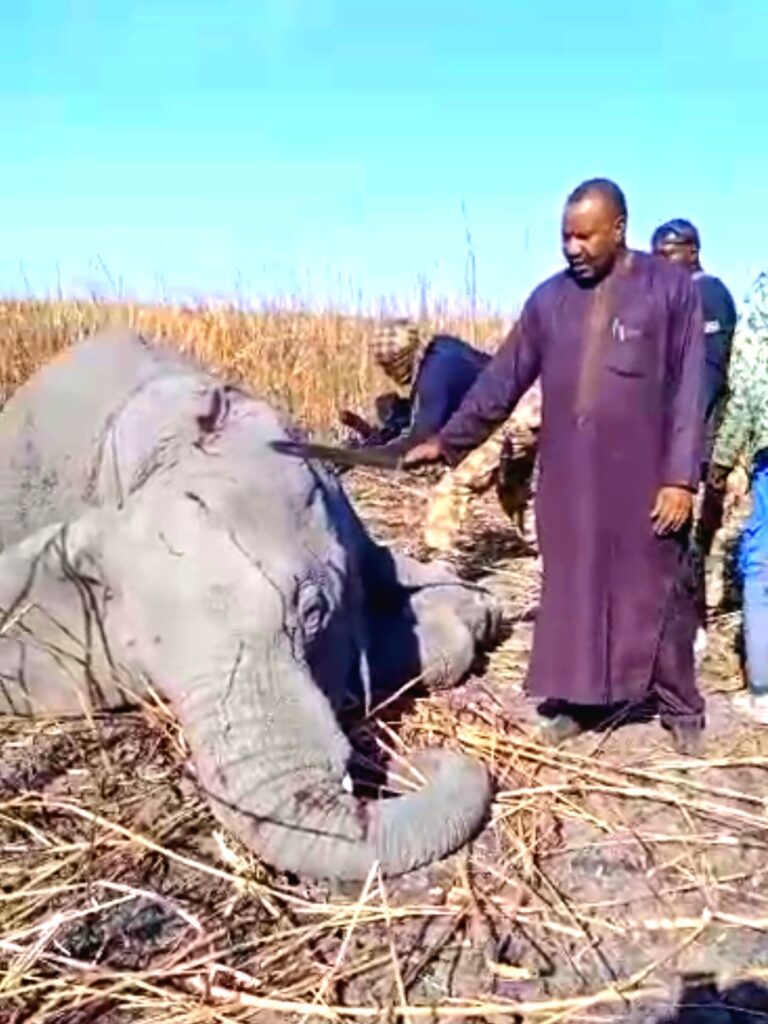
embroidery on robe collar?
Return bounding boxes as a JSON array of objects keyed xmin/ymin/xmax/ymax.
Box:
[{"xmin": 575, "ymin": 250, "xmax": 635, "ymax": 420}]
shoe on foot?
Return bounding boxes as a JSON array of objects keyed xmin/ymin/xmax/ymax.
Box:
[
  {"xmin": 537, "ymin": 713, "xmax": 583, "ymax": 746},
  {"xmin": 731, "ymin": 692, "xmax": 768, "ymax": 726},
  {"xmin": 668, "ymin": 722, "xmax": 705, "ymax": 757}
]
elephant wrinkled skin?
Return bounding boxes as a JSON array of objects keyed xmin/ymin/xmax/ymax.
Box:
[{"xmin": 0, "ymin": 331, "xmax": 500, "ymax": 881}]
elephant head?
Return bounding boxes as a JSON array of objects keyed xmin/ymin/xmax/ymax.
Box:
[{"xmin": 0, "ymin": 386, "xmax": 494, "ymax": 881}]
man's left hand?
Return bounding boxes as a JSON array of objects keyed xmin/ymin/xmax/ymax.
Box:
[{"xmin": 651, "ymin": 486, "xmax": 694, "ymax": 536}]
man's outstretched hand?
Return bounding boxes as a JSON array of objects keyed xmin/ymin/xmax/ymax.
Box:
[
  {"xmin": 402, "ymin": 436, "xmax": 445, "ymax": 469},
  {"xmin": 651, "ymin": 486, "xmax": 694, "ymax": 536}
]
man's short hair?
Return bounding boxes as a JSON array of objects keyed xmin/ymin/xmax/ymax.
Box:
[
  {"xmin": 566, "ymin": 178, "xmax": 628, "ymax": 221},
  {"xmin": 651, "ymin": 218, "xmax": 701, "ymax": 250}
]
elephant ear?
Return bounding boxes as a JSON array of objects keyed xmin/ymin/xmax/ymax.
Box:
[{"xmin": 0, "ymin": 510, "xmax": 135, "ymax": 717}]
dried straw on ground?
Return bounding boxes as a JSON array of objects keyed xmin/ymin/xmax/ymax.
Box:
[{"xmin": 1, "ymin": 301, "xmax": 767, "ymax": 1024}]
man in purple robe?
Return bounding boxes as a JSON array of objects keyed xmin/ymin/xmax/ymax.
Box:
[{"xmin": 404, "ymin": 179, "xmax": 707, "ymax": 755}]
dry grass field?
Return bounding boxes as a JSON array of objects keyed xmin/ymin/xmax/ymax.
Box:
[
  {"xmin": 1, "ymin": 298, "xmax": 767, "ymax": 1024},
  {"xmin": 0, "ymin": 299, "xmax": 506, "ymax": 434}
]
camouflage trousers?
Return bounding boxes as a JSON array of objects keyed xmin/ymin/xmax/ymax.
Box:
[
  {"xmin": 423, "ymin": 429, "xmax": 510, "ymax": 552},
  {"xmin": 423, "ymin": 384, "xmax": 541, "ymax": 553}
]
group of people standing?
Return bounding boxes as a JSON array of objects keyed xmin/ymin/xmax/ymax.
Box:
[{"xmin": 340, "ymin": 178, "xmax": 768, "ymax": 753}]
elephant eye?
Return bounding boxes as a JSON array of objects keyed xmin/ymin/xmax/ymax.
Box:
[{"xmin": 296, "ymin": 581, "xmax": 329, "ymax": 641}]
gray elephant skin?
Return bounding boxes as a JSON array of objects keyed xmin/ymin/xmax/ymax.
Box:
[{"xmin": 0, "ymin": 330, "xmax": 500, "ymax": 881}]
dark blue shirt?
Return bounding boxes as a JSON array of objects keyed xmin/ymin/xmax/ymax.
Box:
[
  {"xmin": 407, "ymin": 335, "xmax": 491, "ymax": 442},
  {"xmin": 693, "ymin": 271, "xmax": 737, "ymax": 419}
]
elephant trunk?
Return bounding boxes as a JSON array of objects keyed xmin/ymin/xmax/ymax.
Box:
[
  {"xmin": 166, "ymin": 653, "xmax": 492, "ymax": 882},
  {"xmin": 243, "ymin": 748, "xmax": 492, "ymax": 881}
]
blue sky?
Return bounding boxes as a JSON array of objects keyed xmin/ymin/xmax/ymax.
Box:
[{"xmin": 2, "ymin": 0, "xmax": 766, "ymax": 314}]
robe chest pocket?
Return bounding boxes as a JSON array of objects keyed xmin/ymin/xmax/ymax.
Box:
[{"xmin": 604, "ymin": 318, "xmax": 652, "ymax": 378}]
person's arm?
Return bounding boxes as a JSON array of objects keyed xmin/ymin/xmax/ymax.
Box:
[
  {"xmin": 696, "ymin": 333, "xmax": 756, "ymax": 552},
  {"xmin": 405, "ymin": 362, "xmax": 454, "ymax": 441},
  {"xmin": 711, "ymin": 333, "xmax": 756, "ymax": 473},
  {"xmin": 441, "ymin": 302, "xmax": 543, "ymax": 465},
  {"xmin": 702, "ymin": 279, "xmax": 738, "ymax": 416},
  {"xmin": 662, "ymin": 274, "xmax": 707, "ymax": 488},
  {"xmin": 404, "ymin": 297, "xmax": 543, "ymax": 470},
  {"xmin": 371, "ymin": 353, "xmax": 453, "ymax": 457},
  {"xmin": 651, "ymin": 274, "xmax": 706, "ymax": 534}
]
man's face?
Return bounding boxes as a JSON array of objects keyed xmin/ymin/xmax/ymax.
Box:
[
  {"xmin": 652, "ymin": 237, "xmax": 698, "ymax": 272},
  {"xmin": 561, "ymin": 195, "xmax": 626, "ymax": 284}
]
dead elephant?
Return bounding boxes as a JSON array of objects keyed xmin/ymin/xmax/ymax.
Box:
[{"xmin": 0, "ymin": 330, "xmax": 500, "ymax": 881}]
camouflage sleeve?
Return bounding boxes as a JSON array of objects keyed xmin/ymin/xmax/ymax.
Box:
[
  {"xmin": 712, "ymin": 275, "xmax": 768, "ymax": 468},
  {"xmin": 712, "ymin": 335, "xmax": 754, "ymax": 468}
]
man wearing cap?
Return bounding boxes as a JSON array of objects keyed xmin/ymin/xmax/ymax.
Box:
[
  {"xmin": 340, "ymin": 319, "xmax": 541, "ymax": 552},
  {"xmin": 652, "ymin": 219, "xmax": 738, "ymax": 658},
  {"xmin": 651, "ymin": 219, "xmax": 737, "ymax": 470}
]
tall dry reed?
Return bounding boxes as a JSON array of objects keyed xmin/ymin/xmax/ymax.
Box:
[{"xmin": 0, "ymin": 299, "xmax": 506, "ymax": 433}]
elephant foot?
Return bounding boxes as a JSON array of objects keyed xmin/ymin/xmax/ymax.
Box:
[
  {"xmin": 411, "ymin": 580, "xmax": 502, "ymax": 654},
  {"xmin": 415, "ymin": 608, "xmax": 476, "ymax": 690}
]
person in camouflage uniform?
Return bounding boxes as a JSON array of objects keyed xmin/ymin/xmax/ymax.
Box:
[
  {"xmin": 708, "ymin": 273, "xmax": 768, "ymax": 724},
  {"xmin": 340, "ymin": 318, "xmax": 541, "ymax": 553}
]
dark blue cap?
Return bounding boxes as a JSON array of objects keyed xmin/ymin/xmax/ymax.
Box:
[{"xmin": 651, "ymin": 218, "xmax": 701, "ymax": 249}]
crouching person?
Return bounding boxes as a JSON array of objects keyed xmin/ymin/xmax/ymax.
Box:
[
  {"xmin": 340, "ymin": 317, "xmax": 541, "ymax": 554},
  {"xmin": 707, "ymin": 274, "xmax": 768, "ymax": 724}
]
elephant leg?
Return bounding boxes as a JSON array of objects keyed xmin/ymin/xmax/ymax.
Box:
[
  {"xmin": 366, "ymin": 598, "xmax": 476, "ymax": 701},
  {"xmin": 359, "ymin": 545, "xmax": 500, "ymax": 700},
  {"xmin": 0, "ymin": 513, "xmax": 137, "ymax": 717},
  {"xmin": 382, "ymin": 548, "xmax": 502, "ymax": 649},
  {"xmin": 409, "ymin": 601, "xmax": 476, "ymax": 690}
]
